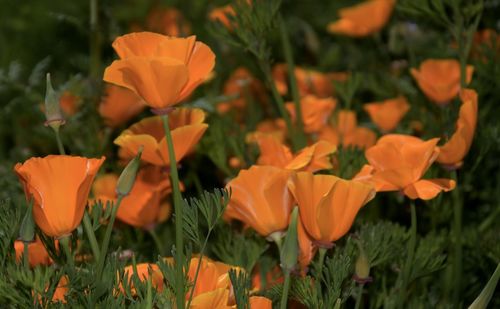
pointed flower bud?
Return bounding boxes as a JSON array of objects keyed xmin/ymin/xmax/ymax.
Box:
[
  {"xmin": 280, "ymin": 207, "xmax": 299, "ymax": 273},
  {"xmin": 44, "ymin": 73, "xmax": 65, "ymax": 130},
  {"xmin": 468, "ymin": 263, "xmax": 500, "ymax": 309},
  {"xmin": 116, "ymin": 146, "xmax": 143, "ymax": 197},
  {"xmin": 354, "ymin": 241, "xmax": 372, "ymax": 284},
  {"xmin": 19, "ymin": 200, "xmax": 35, "ymax": 243}
]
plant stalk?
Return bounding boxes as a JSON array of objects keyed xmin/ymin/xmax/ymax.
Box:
[
  {"xmin": 82, "ymin": 212, "xmax": 100, "ymax": 261},
  {"xmin": 96, "ymin": 195, "xmax": 123, "ymax": 279},
  {"xmin": 60, "ymin": 235, "xmax": 74, "ymax": 269},
  {"xmin": 452, "ymin": 171, "xmax": 463, "ymax": 308},
  {"xmin": 280, "ymin": 271, "xmax": 291, "ymax": 309},
  {"xmin": 398, "ymin": 200, "xmax": 417, "ymax": 308},
  {"xmin": 54, "ymin": 127, "xmax": 66, "ymax": 155}
]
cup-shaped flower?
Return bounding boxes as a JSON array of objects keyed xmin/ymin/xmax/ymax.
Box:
[
  {"xmin": 364, "ymin": 96, "xmax": 410, "ymax": 132},
  {"xmin": 358, "ymin": 134, "xmax": 456, "ymax": 199},
  {"xmin": 225, "ymin": 165, "xmax": 293, "ymax": 237},
  {"xmin": 99, "ymin": 85, "xmax": 145, "ymax": 128},
  {"xmin": 318, "ymin": 110, "xmax": 376, "ymax": 149},
  {"xmin": 410, "ymin": 59, "xmax": 474, "ymax": 105},
  {"xmin": 114, "ymin": 108, "xmax": 208, "ymax": 166},
  {"xmin": 14, "ymin": 155, "xmax": 105, "ymax": 238},
  {"xmin": 285, "ymin": 95, "xmax": 336, "ymax": 133},
  {"xmin": 437, "ymin": 89, "xmax": 478, "ymax": 168},
  {"xmin": 288, "ymin": 172, "xmax": 375, "ymax": 247},
  {"xmin": 327, "ymin": 0, "xmax": 396, "ymax": 37},
  {"xmin": 104, "ymin": 32, "xmax": 215, "ymax": 110}
]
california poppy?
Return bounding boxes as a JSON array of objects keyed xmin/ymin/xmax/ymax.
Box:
[
  {"xmin": 103, "ymin": 32, "xmax": 215, "ymax": 110},
  {"xmin": 356, "ymin": 134, "xmax": 456, "ymax": 200},
  {"xmin": 410, "ymin": 59, "xmax": 474, "ymax": 105},
  {"xmin": 286, "ymin": 95, "xmax": 337, "ymax": 133},
  {"xmin": 297, "ymin": 219, "xmax": 317, "ymax": 273},
  {"xmin": 145, "ymin": 7, "xmax": 191, "ymax": 36},
  {"xmin": 246, "ymin": 119, "xmax": 287, "ymax": 144},
  {"xmin": 99, "ymin": 85, "xmax": 146, "ymax": 128},
  {"xmin": 327, "ymin": 0, "xmax": 396, "ymax": 37},
  {"xmin": 225, "ymin": 165, "xmax": 293, "ymax": 237},
  {"xmin": 363, "ymin": 96, "xmax": 410, "ymax": 132},
  {"xmin": 51, "ymin": 276, "xmax": 69, "ymax": 303},
  {"xmin": 209, "ymin": 4, "xmax": 236, "ymax": 30},
  {"xmin": 14, "ymin": 238, "xmax": 52, "ymax": 267},
  {"xmin": 114, "ymin": 108, "xmax": 208, "ymax": 166},
  {"xmin": 288, "ymin": 172, "xmax": 375, "ymax": 247},
  {"xmin": 14, "ymin": 155, "xmax": 105, "ymax": 238},
  {"xmin": 318, "ymin": 110, "xmax": 377, "ymax": 149},
  {"xmin": 217, "ymin": 67, "xmax": 266, "ymax": 114},
  {"xmin": 437, "ymin": 89, "xmax": 478, "ymax": 168},
  {"xmin": 59, "ymin": 91, "xmax": 80, "ymax": 116},
  {"xmin": 122, "ymin": 263, "xmax": 164, "ymax": 294}
]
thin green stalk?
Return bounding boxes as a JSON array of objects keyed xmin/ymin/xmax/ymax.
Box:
[
  {"xmin": 278, "ymin": 15, "xmax": 306, "ymax": 149},
  {"xmin": 398, "ymin": 200, "xmax": 417, "ymax": 308},
  {"xmin": 82, "ymin": 212, "xmax": 100, "ymax": 261},
  {"xmin": 148, "ymin": 229, "xmax": 165, "ymax": 257},
  {"xmin": 160, "ymin": 114, "xmax": 185, "ymax": 309},
  {"xmin": 316, "ymin": 247, "xmax": 327, "ymax": 296},
  {"xmin": 89, "ymin": 0, "xmax": 101, "ymax": 79},
  {"xmin": 452, "ymin": 171, "xmax": 463, "ymax": 308},
  {"xmin": 54, "ymin": 128, "xmax": 66, "ymax": 155},
  {"xmin": 96, "ymin": 195, "xmax": 123, "ymax": 279},
  {"xmin": 354, "ymin": 283, "xmax": 365, "ymax": 309},
  {"xmin": 146, "ymin": 277, "xmax": 153, "ymax": 309},
  {"xmin": 280, "ymin": 271, "xmax": 291, "ymax": 309},
  {"xmin": 23, "ymin": 242, "xmax": 29, "ymax": 270},
  {"xmin": 60, "ymin": 235, "xmax": 74, "ymax": 269}
]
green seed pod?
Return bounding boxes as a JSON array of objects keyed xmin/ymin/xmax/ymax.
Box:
[
  {"xmin": 354, "ymin": 241, "xmax": 371, "ymax": 283},
  {"xmin": 280, "ymin": 207, "xmax": 299, "ymax": 273},
  {"xmin": 116, "ymin": 146, "xmax": 143, "ymax": 197},
  {"xmin": 19, "ymin": 200, "xmax": 35, "ymax": 243},
  {"xmin": 44, "ymin": 73, "xmax": 65, "ymax": 130}
]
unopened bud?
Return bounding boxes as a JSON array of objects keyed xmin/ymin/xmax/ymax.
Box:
[
  {"xmin": 19, "ymin": 200, "xmax": 35, "ymax": 243},
  {"xmin": 354, "ymin": 242, "xmax": 372, "ymax": 284},
  {"xmin": 44, "ymin": 73, "xmax": 65, "ymax": 130},
  {"xmin": 280, "ymin": 207, "xmax": 299, "ymax": 273},
  {"xmin": 116, "ymin": 146, "xmax": 143, "ymax": 196}
]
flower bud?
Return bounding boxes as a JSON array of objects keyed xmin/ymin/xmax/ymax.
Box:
[
  {"xmin": 44, "ymin": 73, "xmax": 65, "ymax": 130},
  {"xmin": 468, "ymin": 263, "xmax": 500, "ymax": 309},
  {"xmin": 280, "ymin": 207, "xmax": 299, "ymax": 273},
  {"xmin": 19, "ymin": 200, "xmax": 35, "ymax": 243},
  {"xmin": 354, "ymin": 242, "xmax": 372, "ymax": 284},
  {"xmin": 116, "ymin": 146, "xmax": 143, "ymax": 197}
]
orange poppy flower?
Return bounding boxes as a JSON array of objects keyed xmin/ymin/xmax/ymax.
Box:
[
  {"xmin": 59, "ymin": 91, "xmax": 80, "ymax": 116},
  {"xmin": 114, "ymin": 108, "xmax": 208, "ymax": 166},
  {"xmin": 355, "ymin": 134, "xmax": 456, "ymax": 200},
  {"xmin": 246, "ymin": 119, "xmax": 287, "ymax": 144},
  {"xmin": 327, "ymin": 0, "xmax": 396, "ymax": 37},
  {"xmin": 52, "ymin": 276, "xmax": 69, "ymax": 303},
  {"xmin": 217, "ymin": 67, "xmax": 266, "ymax": 114},
  {"xmin": 121, "ymin": 263, "xmax": 164, "ymax": 294},
  {"xmin": 92, "ymin": 167, "xmax": 172, "ymax": 229},
  {"xmin": 225, "ymin": 165, "xmax": 293, "ymax": 237},
  {"xmin": 14, "ymin": 238, "xmax": 53, "ymax": 267},
  {"xmin": 363, "ymin": 96, "xmax": 410, "ymax": 132},
  {"xmin": 298, "ymin": 219, "xmax": 317, "ymax": 273},
  {"xmin": 288, "ymin": 172, "xmax": 375, "ymax": 247},
  {"xmin": 103, "ymin": 32, "xmax": 215, "ymax": 110},
  {"xmin": 209, "ymin": 4, "xmax": 236, "ymax": 30},
  {"xmin": 99, "ymin": 85, "xmax": 146, "ymax": 128},
  {"xmin": 256, "ymin": 135, "xmax": 336, "ymax": 173},
  {"xmin": 437, "ymin": 89, "xmax": 478, "ymax": 168},
  {"xmin": 410, "ymin": 59, "xmax": 474, "ymax": 105},
  {"xmin": 145, "ymin": 7, "xmax": 191, "ymax": 36},
  {"xmin": 318, "ymin": 110, "xmax": 377, "ymax": 149},
  {"xmin": 186, "ymin": 257, "xmax": 238, "ymax": 298},
  {"xmin": 14, "ymin": 155, "xmax": 105, "ymax": 238},
  {"xmin": 285, "ymin": 95, "xmax": 337, "ymax": 133},
  {"xmin": 251, "ymin": 265, "xmax": 283, "ymax": 291}
]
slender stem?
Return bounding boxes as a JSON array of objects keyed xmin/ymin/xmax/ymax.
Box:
[
  {"xmin": 398, "ymin": 200, "xmax": 417, "ymax": 308},
  {"xmin": 316, "ymin": 247, "xmax": 327, "ymax": 297},
  {"xmin": 451, "ymin": 171, "xmax": 463, "ymax": 308},
  {"xmin": 354, "ymin": 283, "xmax": 365, "ymax": 309},
  {"xmin": 96, "ymin": 195, "xmax": 123, "ymax": 279},
  {"xmin": 23, "ymin": 242, "xmax": 30, "ymax": 270},
  {"xmin": 146, "ymin": 277, "xmax": 153, "ymax": 309},
  {"xmin": 186, "ymin": 228, "xmax": 214, "ymax": 308},
  {"xmin": 280, "ymin": 271, "xmax": 291, "ymax": 309},
  {"xmin": 89, "ymin": 0, "xmax": 101, "ymax": 79},
  {"xmin": 82, "ymin": 212, "xmax": 100, "ymax": 261},
  {"xmin": 148, "ymin": 229, "xmax": 165, "ymax": 257},
  {"xmin": 279, "ymin": 15, "xmax": 306, "ymax": 149},
  {"xmin": 60, "ymin": 235, "xmax": 74, "ymax": 269},
  {"xmin": 160, "ymin": 114, "xmax": 185, "ymax": 309},
  {"xmin": 54, "ymin": 128, "xmax": 66, "ymax": 155}
]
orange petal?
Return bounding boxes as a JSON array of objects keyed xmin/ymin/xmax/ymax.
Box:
[{"xmin": 403, "ymin": 179, "xmax": 456, "ymax": 200}]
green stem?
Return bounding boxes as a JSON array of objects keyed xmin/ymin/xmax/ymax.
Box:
[
  {"xmin": 280, "ymin": 271, "xmax": 291, "ymax": 309},
  {"xmin": 354, "ymin": 283, "xmax": 365, "ymax": 309},
  {"xmin": 89, "ymin": 0, "xmax": 101, "ymax": 79},
  {"xmin": 82, "ymin": 212, "xmax": 100, "ymax": 261},
  {"xmin": 146, "ymin": 277, "xmax": 153, "ymax": 309},
  {"xmin": 160, "ymin": 114, "xmax": 185, "ymax": 309},
  {"xmin": 96, "ymin": 195, "xmax": 123, "ymax": 279},
  {"xmin": 452, "ymin": 171, "xmax": 463, "ymax": 308},
  {"xmin": 148, "ymin": 228, "xmax": 165, "ymax": 257},
  {"xmin": 316, "ymin": 247, "xmax": 327, "ymax": 296},
  {"xmin": 23, "ymin": 242, "xmax": 30, "ymax": 270},
  {"xmin": 60, "ymin": 235, "xmax": 74, "ymax": 269},
  {"xmin": 54, "ymin": 128, "xmax": 66, "ymax": 155},
  {"xmin": 279, "ymin": 15, "xmax": 306, "ymax": 149},
  {"xmin": 398, "ymin": 200, "xmax": 417, "ymax": 308}
]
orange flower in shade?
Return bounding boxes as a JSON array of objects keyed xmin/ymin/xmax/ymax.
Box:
[
  {"xmin": 327, "ymin": 0, "xmax": 396, "ymax": 37},
  {"xmin": 99, "ymin": 85, "xmax": 146, "ymax": 128},
  {"xmin": 114, "ymin": 108, "xmax": 208, "ymax": 166},
  {"xmin": 355, "ymin": 134, "xmax": 456, "ymax": 200},
  {"xmin": 209, "ymin": 4, "xmax": 236, "ymax": 30},
  {"xmin": 251, "ymin": 265, "xmax": 283, "ymax": 291},
  {"xmin": 59, "ymin": 91, "xmax": 80, "ymax": 116},
  {"xmin": 298, "ymin": 219, "xmax": 317, "ymax": 272},
  {"xmin": 225, "ymin": 165, "xmax": 293, "ymax": 237},
  {"xmin": 288, "ymin": 172, "xmax": 375, "ymax": 247},
  {"xmin": 14, "ymin": 238, "xmax": 52, "ymax": 267},
  {"xmin": 410, "ymin": 59, "xmax": 474, "ymax": 105},
  {"xmin": 285, "ymin": 95, "xmax": 337, "ymax": 133},
  {"xmin": 246, "ymin": 119, "xmax": 287, "ymax": 144},
  {"xmin": 318, "ymin": 110, "xmax": 377, "ymax": 149},
  {"xmin": 122, "ymin": 263, "xmax": 164, "ymax": 293},
  {"xmin": 52, "ymin": 276, "xmax": 69, "ymax": 303},
  {"xmin": 14, "ymin": 155, "xmax": 105, "ymax": 237},
  {"xmin": 437, "ymin": 89, "xmax": 478, "ymax": 168},
  {"xmin": 91, "ymin": 167, "xmax": 172, "ymax": 229},
  {"xmin": 103, "ymin": 32, "xmax": 215, "ymax": 110},
  {"xmin": 145, "ymin": 7, "xmax": 191, "ymax": 36},
  {"xmin": 217, "ymin": 67, "xmax": 266, "ymax": 114},
  {"xmin": 364, "ymin": 96, "xmax": 410, "ymax": 132},
  {"xmin": 256, "ymin": 135, "xmax": 336, "ymax": 173}
]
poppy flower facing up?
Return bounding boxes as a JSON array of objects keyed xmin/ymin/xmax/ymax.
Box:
[
  {"xmin": 103, "ymin": 32, "xmax": 215, "ymax": 111},
  {"xmin": 14, "ymin": 238, "xmax": 53, "ymax": 267},
  {"xmin": 364, "ymin": 96, "xmax": 410, "ymax": 132},
  {"xmin": 114, "ymin": 108, "xmax": 208, "ymax": 166},
  {"xmin": 288, "ymin": 172, "xmax": 375, "ymax": 248},
  {"xmin": 14, "ymin": 155, "xmax": 105, "ymax": 238},
  {"xmin": 410, "ymin": 59, "xmax": 474, "ymax": 105},
  {"xmin": 225, "ymin": 165, "xmax": 293, "ymax": 237},
  {"xmin": 99, "ymin": 85, "xmax": 146, "ymax": 128},
  {"xmin": 285, "ymin": 95, "xmax": 337, "ymax": 133},
  {"xmin": 327, "ymin": 0, "xmax": 396, "ymax": 37},
  {"xmin": 355, "ymin": 134, "xmax": 456, "ymax": 200},
  {"xmin": 437, "ymin": 89, "xmax": 478, "ymax": 168}
]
